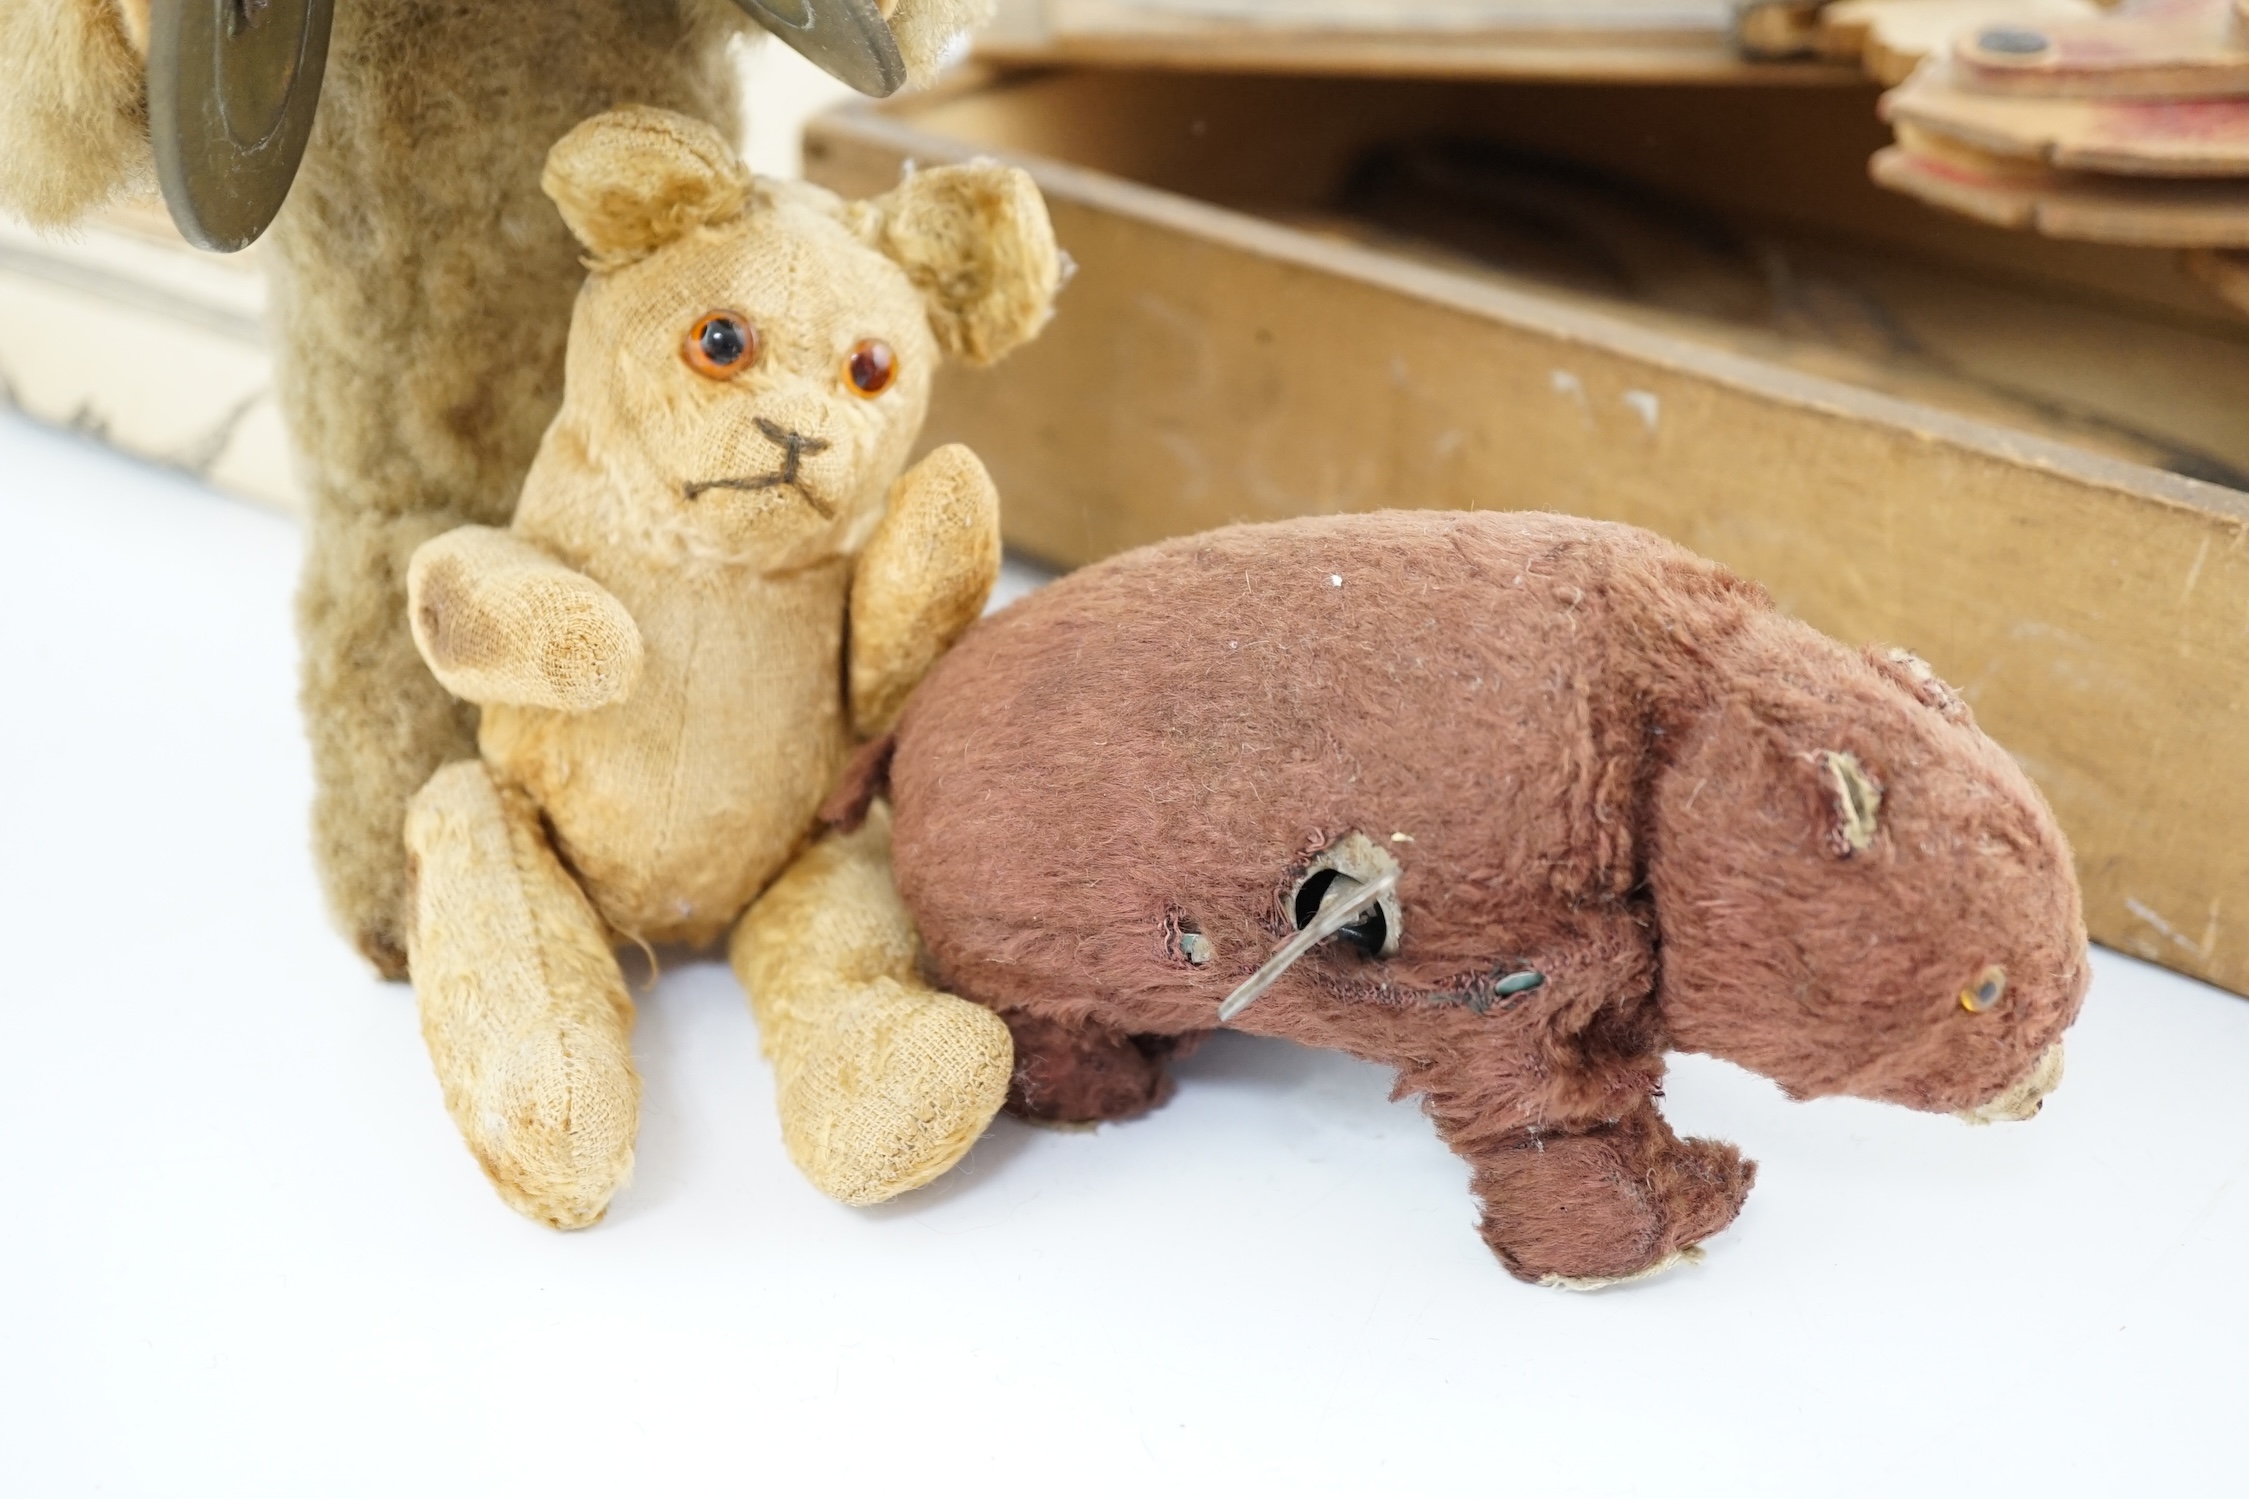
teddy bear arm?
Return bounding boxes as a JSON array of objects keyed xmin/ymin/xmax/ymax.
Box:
[
  {"xmin": 848, "ymin": 443, "xmax": 1002, "ymax": 736},
  {"xmin": 0, "ymin": 0, "xmax": 156, "ymax": 228},
  {"xmin": 407, "ymin": 526, "xmax": 643, "ymax": 713}
]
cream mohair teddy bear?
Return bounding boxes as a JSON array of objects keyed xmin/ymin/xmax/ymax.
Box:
[
  {"xmin": 400, "ymin": 106, "xmax": 1060, "ymax": 1227},
  {"xmin": 2, "ymin": 0, "xmax": 996, "ymax": 980}
]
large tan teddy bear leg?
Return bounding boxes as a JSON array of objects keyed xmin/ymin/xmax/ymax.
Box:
[
  {"xmin": 405, "ymin": 761, "xmax": 638, "ymax": 1230},
  {"xmin": 731, "ymin": 808, "xmax": 1013, "ymax": 1205},
  {"xmin": 271, "ymin": 0, "xmax": 750, "ymax": 977}
]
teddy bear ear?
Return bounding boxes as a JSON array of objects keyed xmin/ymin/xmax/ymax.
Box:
[
  {"xmin": 1868, "ymin": 646, "xmax": 1975, "ymax": 726},
  {"xmin": 854, "ymin": 161, "xmax": 1063, "ymax": 366},
  {"xmin": 1816, "ymin": 749, "xmax": 1884, "ymax": 857},
  {"xmin": 541, "ymin": 106, "xmax": 751, "ymax": 270}
]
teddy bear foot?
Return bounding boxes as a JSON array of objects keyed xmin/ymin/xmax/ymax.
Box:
[
  {"xmin": 357, "ymin": 921, "xmax": 411, "ymax": 983},
  {"xmin": 732, "ymin": 809, "xmax": 1016, "ymax": 1203},
  {"xmin": 770, "ymin": 977, "xmax": 1014, "ymax": 1206},
  {"xmin": 999, "ymin": 1009, "xmax": 1182, "ymax": 1125},
  {"xmin": 406, "ymin": 761, "xmax": 640, "ymax": 1230},
  {"xmin": 1464, "ymin": 1103, "xmax": 1755, "ymax": 1285},
  {"xmin": 1539, "ymin": 1245, "xmax": 1706, "ymax": 1293},
  {"xmin": 453, "ymin": 1024, "xmax": 640, "ymax": 1232}
]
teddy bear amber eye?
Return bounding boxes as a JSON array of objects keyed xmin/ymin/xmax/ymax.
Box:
[
  {"xmin": 845, "ymin": 338, "xmax": 897, "ymax": 397},
  {"xmin": 1959, "ymin": 965, "xmax": 2007, "ymax": 1013},
  {"xmin": 684, "ymin": 312, "xmax": 758, "ymax": 378}
]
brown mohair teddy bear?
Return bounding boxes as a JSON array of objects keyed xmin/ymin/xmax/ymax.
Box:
[
  {"xmin": 0, "ymin": 0, "xmax": 991, "ymax": 977},
  {"xmin": 401, "ymin": 106, "xmax": 1059, "ymax": 1228},
  {"xmin": 870, "ymin": 510, "xmax": 2088, "ymax": 1286}
]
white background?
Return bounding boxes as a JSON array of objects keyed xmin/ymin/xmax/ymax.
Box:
[{"xmin": 5, "ymin": 404, "xmax": 2246, "ymax": 1497}]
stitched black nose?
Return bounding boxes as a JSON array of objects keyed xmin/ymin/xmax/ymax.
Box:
[
  {"xmin": 755, "ymin": 420, "xmax": 827, "ymax": 465},
  {"xmin": 754, "ymin": 417, "xmax": 830, "ymax": 483}
]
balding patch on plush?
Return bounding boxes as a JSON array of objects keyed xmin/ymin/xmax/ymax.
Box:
[
  {"xmin": 541, "ymin": 105, "xmax": 751, "ymax": 271},
  {"xmin": 1821, "ymin": 750, "xmax": 1883, "ymax": 855},
  {"xmin": 1874, "ymin": 646, "xmax": 1973, "ymax": 725},
  {"xmin": 853, "ymin": 160, "xmax": 1062, "ymax": 366}
]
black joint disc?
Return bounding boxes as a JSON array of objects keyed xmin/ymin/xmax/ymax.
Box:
[
  {"xmin": 732, "ymin": 0, "xmax": 908, "ymax": 98},
  {"xmin": 149, "ymin": 0, "xmax": 333, "ymax": 253}
]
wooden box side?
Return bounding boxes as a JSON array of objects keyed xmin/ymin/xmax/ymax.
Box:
[{"xmin": 975, "ymin": 0, "xmax": 1864, "ymax": 83}]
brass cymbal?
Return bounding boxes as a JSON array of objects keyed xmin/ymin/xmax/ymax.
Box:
[
  {"xmin": 731, "ymin": 0, "xmax": 907, "ymax": 97},
  {"xmin": 149, "ymin": 0, "xmax": 333, "ymax": 253}
]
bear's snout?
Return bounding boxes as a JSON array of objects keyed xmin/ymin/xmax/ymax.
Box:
[{"xmin": 1956, "ymin": 1041, "xmax": 2066, "ymax": 1125}]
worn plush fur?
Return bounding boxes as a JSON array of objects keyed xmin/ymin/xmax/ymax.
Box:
[
  {"xmin": 1, "ymin": 0, "xmax": 995, "ymax": 978},
  {"xmin": 883, "ymin": 511, "xmax": 2089, "ymax": 1284},
  {"xmin": 403, "ymin": 108, "xmax": 1057, "ymax": 1225},
  {"xmin": 0, "ymin": 0, "xmax": 151, "ymax": 226},
  {"xmin": 884, "ymin": 0, "xmax": 996, "ymax": 88}
]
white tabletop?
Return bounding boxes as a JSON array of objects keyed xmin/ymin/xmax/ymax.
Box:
[{"xmin": 4, "ymin": 408, "xmax": 2243, "ymax": 1497}]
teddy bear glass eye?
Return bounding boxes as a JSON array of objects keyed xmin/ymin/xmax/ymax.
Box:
[
  {"xmin": 846, "ymin": 339, "xmax": 897, "ymax": 397},
  {"xmin": 684, "ymin": 312, "xmax": 758, "ymax": 378},
  {"xmin": 1960, "ymin": 965, "xmax": 2007, "ymax": 1013}
]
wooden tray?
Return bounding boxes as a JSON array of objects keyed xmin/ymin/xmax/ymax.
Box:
[
  {"xmin": 807, "ymin": 66, "xmax": 2249, "ymax": 998},
  {"xmin": 980, "ymin": 0, "xmax": 1864, "ymax": 80}
]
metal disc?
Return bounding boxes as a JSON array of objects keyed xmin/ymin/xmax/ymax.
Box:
[
  {"xmin": 732, "ymin": 0, "xmax": 907, "ymax": 98},
  {"xmin": 149, "ymin": 0, "xmax": 333, "ymax": 253}
]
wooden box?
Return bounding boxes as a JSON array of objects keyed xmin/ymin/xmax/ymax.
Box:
[
  {"xmin": 805, "ymin": 66, "xmax": 2249, "ymax": 997},
  {"xmin": 974, "ymin": 0, "xmax": 1859, "ymax": 82}
]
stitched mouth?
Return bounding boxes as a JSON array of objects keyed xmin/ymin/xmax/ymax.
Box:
[
  {"xmin": 683, "ymin": 417, "xmax": 835, "ymax": 516},
  {"xmin": 682, "ymin": 473, "xmax": 835, "ymax": 517}
]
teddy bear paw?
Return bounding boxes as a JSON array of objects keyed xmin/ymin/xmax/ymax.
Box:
[
  {"xmin": 773, "ymin": 978, "xmax": 1014, "ymax": 1205},
  {"xmin": 1538, "ymin": 1245, "xmax": 1706, "ymax": 1293},
  {"xmin": 439, "ymin": 1014, "xmax": 640, "ymax": 1232}
]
